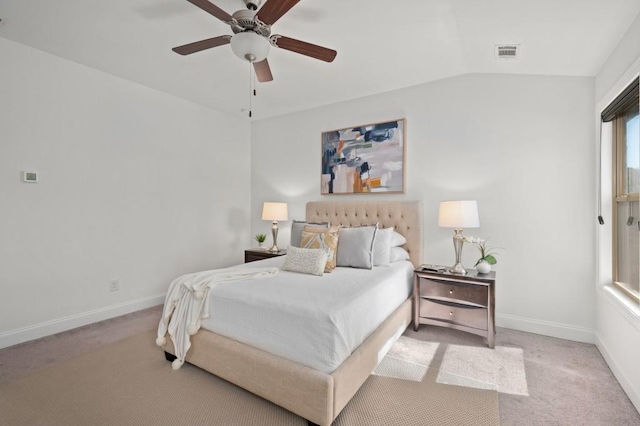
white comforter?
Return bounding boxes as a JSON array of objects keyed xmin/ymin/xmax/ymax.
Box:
[
  {"xmin": 200, "ymin": 256, "xmax": 414, "ymax": 373},
  {"xmin": 156, "ymin": 266, "xmax": 278, "ymax": 369}
]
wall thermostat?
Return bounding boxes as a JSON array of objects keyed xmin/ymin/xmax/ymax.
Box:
[{"xmin": 22, "ymin": 170, "xmax": 39, "ymax": 183}]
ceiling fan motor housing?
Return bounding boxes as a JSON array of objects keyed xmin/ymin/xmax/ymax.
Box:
[{"xmin": 231, "ymin": 9, "xmax": 270, "ymax": 37}]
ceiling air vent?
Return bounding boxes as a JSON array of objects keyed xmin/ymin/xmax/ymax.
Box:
[{"xmin": 495, "ymin": 44, "xmax": 520, "ymax": 60}]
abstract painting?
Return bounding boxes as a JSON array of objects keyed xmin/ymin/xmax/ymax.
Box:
[{"xmin": 321, "ymin": 119, "xmax": 406, "ymax": 194}]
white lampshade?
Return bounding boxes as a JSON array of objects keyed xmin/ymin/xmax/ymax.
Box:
[
  {"xmin": 230, "ymin": 32, "xmax": 270, "ymax": 63},
  {"xmin": 438, "ymin": 200, "xmax": 480, "ymax": 228},
  {"xmin": 262, "ymin": 202, "xmax": 288, "ymax": 221}
]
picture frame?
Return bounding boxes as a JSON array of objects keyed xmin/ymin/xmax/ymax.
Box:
[{"xmin": 321, "ymin": 118, "xmax": 406, "ymax": 194}]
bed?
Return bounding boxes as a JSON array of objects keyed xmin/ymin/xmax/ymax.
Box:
[{"xmin": 160, "ymin": 200, "xmax": 423, "ymax": 426}]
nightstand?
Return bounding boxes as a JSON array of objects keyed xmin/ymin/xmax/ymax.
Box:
[
  {"xmin": 413, "ymin": 267, "xmax": 496, "ymax": 348},
  {"xmin": 244, "ymin": 248, "xmax": 287, "ymax": 263}
]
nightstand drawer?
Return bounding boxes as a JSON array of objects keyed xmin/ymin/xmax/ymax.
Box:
[
  {"xmin": 418, "ymin": 277, "xmax": 488, "ymax": 307},
  {"xmin": 419, "ymin": 299, "xmax": 488, "ymax": 331}
]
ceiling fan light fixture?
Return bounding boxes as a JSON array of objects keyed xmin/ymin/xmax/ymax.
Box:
[{"xmin": 230, "ymin": 32, "xmax": 270, "ymax": 62}]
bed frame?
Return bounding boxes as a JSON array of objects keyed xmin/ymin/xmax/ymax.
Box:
[{"xmin": 161, "ymin": 200, "xmax": 423, "ymax": 426}]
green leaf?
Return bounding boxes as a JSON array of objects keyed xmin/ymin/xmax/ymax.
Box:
[{"xmin": 485, "ymin": 254, "xmax": 497, "ymax": 265}]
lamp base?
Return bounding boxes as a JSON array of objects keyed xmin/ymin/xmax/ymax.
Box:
[
  {"xmin": 448, "ymin": 262, "xmax": 467, "ymax": 275},
  {"xmin": 449, "ymin": 228, "xmax": 467, "ymax": 275},
  {"xmin": 269, "ymin": 221, "xmax": 279, "ymax": 253}
]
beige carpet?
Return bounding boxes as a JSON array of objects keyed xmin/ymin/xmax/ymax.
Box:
[{"xmin": 0, "ymin": 331, "xmax": 499, "ymax": 426}]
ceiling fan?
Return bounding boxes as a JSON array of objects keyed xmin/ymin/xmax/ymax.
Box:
[{"xmin": 172, "ymin": 0, "xmax": 337, "ymax": 82}]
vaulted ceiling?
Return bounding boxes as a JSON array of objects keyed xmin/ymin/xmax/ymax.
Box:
[{"xmin": 1, "ymin": 0, "xmax": 639, "ymax": 119}]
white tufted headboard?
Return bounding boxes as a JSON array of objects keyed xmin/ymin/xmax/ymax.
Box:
[{"xmin": 305, "ymin": 201, "xmax": 423, "ymax": 267}]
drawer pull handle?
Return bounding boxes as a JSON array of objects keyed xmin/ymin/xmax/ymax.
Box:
[
  {"xmin": 449, "ymin": 311, "xmax": 453, "ymax": 316},
  {"xmin": 449, "ymin": 290, "xmax": 453, "ymax": 295}
]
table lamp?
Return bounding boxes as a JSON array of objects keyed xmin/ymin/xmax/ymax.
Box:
[
  {"xmin": 438, "ymin": 200, "xmax": 480, "ymax": 275},
  {"xmin": 262, "ymin": 202, "xmax": 288, "ymax": 253}
]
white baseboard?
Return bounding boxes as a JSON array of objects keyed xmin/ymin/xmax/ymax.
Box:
[
  {"xmin": 0, "ymin": 294, "xmax": 165, "ymax": 349},
  {"xmin": 595, "ymin": 333, "xmax": 640, "ymax": 413},
  {"xmin": 496, "ymin": 313, "xmax": 595, "ymax": 344}
]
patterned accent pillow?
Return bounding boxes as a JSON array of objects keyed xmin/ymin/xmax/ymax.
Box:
[
  {"xmin": 282, "ymin": 246, "xmax": 328, "ymax": 276},
  {"xmin": 301, "ymin": 226, "xmax": 340, "ymax": 272},
  {"xmin": 290, "ymin": 220, "xmax": 329, "ymax": 247}
]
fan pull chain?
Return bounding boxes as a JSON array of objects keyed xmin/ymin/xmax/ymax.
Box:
[{"xmin": 248, "ymin": 62, "xmax": 252, "ymax": 118}]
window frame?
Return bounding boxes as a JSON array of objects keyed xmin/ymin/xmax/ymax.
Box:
[{"xmin": 612, "ymin": 100, "xmax": 640, "ymax": 304}]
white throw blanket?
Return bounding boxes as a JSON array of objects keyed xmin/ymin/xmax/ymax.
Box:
[{"xmin": 156, "ymin": 266, "xmax": 278, "ymax": 369}]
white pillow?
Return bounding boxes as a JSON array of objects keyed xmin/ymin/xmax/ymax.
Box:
[
  {"xmin": 290, "ymin": 220, "xmax": 329, "ymax": 247},
  {"xmin": 390, "ymin": 246, "xmax": 410, "ymax": 262},
  {"xmin": 373, "ymin": 227, "xmax": 394, "ymax": 267},
  {"xmin": 336, "ymin": 225, "xmax": 378, "ymax": 269},
  {"xmin": 392, "ymin": 231, "xmax": 407, "ymax": 247},
  {"xmin": 282, "ymin": 246, "xmax": 328, "ymax": 276}
]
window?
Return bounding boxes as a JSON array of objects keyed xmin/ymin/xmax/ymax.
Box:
[{"xmin": 607, "ymin": 78, "xmax": 640, "ymax": 303}]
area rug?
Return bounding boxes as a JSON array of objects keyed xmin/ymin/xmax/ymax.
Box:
[
  {"xmin": 0, "ymin": 332, "xmax": 500, "ymax": 425},
  {"xmin": 380, "ymin": 336, "xmax": 529, "ymax": 395}
]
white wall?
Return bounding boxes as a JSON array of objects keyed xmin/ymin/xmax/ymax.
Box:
[
  {"xmin": 251, "ymin": 73, "xmax": 596, "ymax": 342},
  {"xmin": 0, "ymin": 38, "xmax": 251, "ymax": 347},
  {"xmin": 595, "ymin": 13, "xmax": 640, "ymax": 102},
  {"xmin": 594, "ymin": 12, "xmax": 640, "ymax": 412}
]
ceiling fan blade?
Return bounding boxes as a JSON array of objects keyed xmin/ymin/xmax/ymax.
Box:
[
  {"xmin": 187, "ymin": 0, "xmax": 232, "ymax": 23},
  {"xmin": 172, "ymin": 35, "xmax": 231, "ymax": 55},
  {"xmin": 256, "ymin": 0, "xmax": 300, "ymax": 25},
  {"xmin": 253, "ymin": 59, "xmax": 274, "ymax": 82},
  {"xmin": 270, "ymin": 35, "xmax": 337, "ymax": 63}
]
